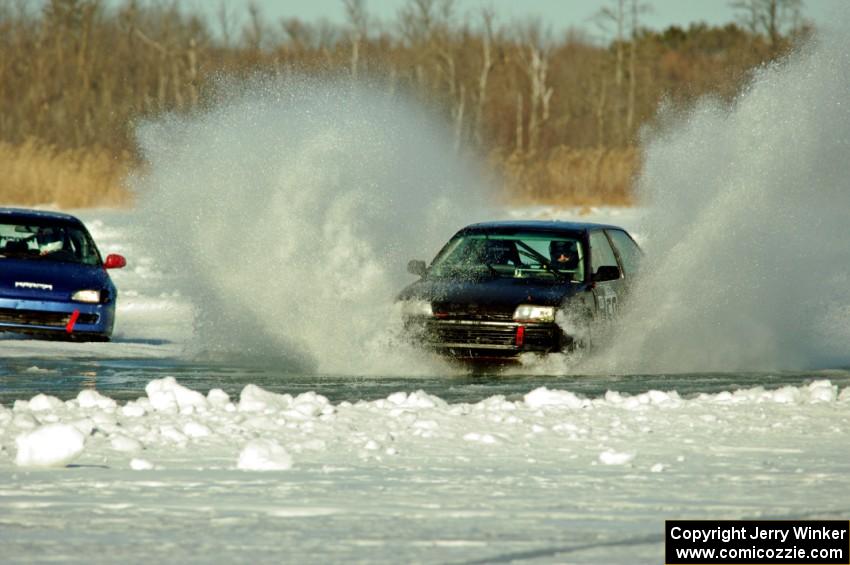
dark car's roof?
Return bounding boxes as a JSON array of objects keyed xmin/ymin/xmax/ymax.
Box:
[
  {"xmin": 0, "ymin": 207, "xmax": 83, "ymax": 224},
  {"xmin": 458, "ymin": 219, "xmax": 626, "ymax": 235}
]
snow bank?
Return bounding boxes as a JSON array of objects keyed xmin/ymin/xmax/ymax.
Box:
[{"xmin": 1, "ymin": 377, "xmax": 847, "ymax": 473}]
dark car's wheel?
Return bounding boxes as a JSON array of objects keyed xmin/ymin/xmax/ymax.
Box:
[{"xmin": 562, "ymin": 307, "xmax": 594, "ymax": 354}]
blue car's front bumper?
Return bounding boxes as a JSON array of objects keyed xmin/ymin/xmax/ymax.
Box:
[{"xmin": 0, "ymin": 297, "xmax": 115, "ymax": 340}]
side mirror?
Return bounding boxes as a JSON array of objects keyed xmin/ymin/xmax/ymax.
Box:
[
  {"xmin": 407, "ymin": 259, "xmax": 427, "ymax": 277},
  {"xmin": 104, "ymin": 254, "xmax": 126, "ymax": 269},
  {"xmin": 593, "ymin": 265, "xmax": 620, "ymax": 282}
]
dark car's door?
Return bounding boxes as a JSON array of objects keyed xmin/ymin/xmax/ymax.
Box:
[
  {"xmin": 589, "ymin": 230, "xmax": 626, "ymax": 319},
  {"xmin": 605, "ymin": 228, "xmax": 642, "ymax": 295}
]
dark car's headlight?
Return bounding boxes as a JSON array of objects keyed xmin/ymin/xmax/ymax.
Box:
[
  {"xmin": 71, "ymin": 290, "xmax": 102, "ymax": 304},
  {"xmin": 513, "ymin": 304, "xmax": 555, "ymax": 323}
]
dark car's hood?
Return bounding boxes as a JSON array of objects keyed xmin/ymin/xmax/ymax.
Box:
[
  {"xmin": 398, "ymin": 275, "xmax": 585, "ymax": 309},
  {"xmin": 0, "ymin": 258, "xmax": 110, "ymax": 301}
]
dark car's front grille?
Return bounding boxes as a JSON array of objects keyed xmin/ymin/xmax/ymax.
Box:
[
  {"xmin": 0, "ymin": 308, "xmax": 98, "ymax": 328},
  {"xmin": 428, "ymin": 321, "xmax": 517, "ymax": 347},
  {"xmin": 431, "ymin": 304, "xmax": 515, "ymax": 322},
  {"xmin": 424, "ymin": 320, "xmax": 561, "ymax": 351}
]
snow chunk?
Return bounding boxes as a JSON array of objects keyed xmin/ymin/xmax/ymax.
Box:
[
  {"xmin": 598, "ymin": 450, "xmax": 634, "ymax": 466},
  {"xmin": 207, "ymin": 388, "xmax": 231, "ymax": 408},
  {"xmin": 15, "ymin": 424, "xmax": 86, "ymax": 467},
  {"xmin": 121, "ymin": 402, "xmax": 147, "ymax": 418},
  {"xmin": 386, "ymin": 390, "xmax": 444, "ymax": 409},
  {"xmin": 806, "ymin": 380, "xmax": 837, "ymax": 403},
  {"xmin": 237, "ymin": 439, "xmax": 293, "ymax": 471},
  {"xmin": 770, "ymin": 386, "xmax": 800, "ymax": 404},
  {"xmin": 413, "ymin": 419, "xmax": 439, "ymax": 430},
  {"xmin": 12, "ymin": 413, "xmax": 38, "ymax": 430},
  {"xmin": 111, "ymin": 435, "xmax": 142, "ymax": 452},
  {"xmin": 238, "ymin": 385, "xmax": 292, "ymax": 413},
  {"xmin": 68, "ymin": 418, "xmax": 95, "ymax": 437},
  {"xmin": 146, "ymin": 377, "xmax": 208, "ymax": 413},
  {"xmin": 130, "ymin": 458, "xmax": 154, "ymax": 470},
  {"xmin": 463, "ymin": 432, "xmax": 499, "ymax": 444},
  {"xmin": 290, "ymin": 392, "xmax": 331, "ymax": 418},
  {"xmin": 28, "ymin": 394, "xmax": 64, "ymax": 412},
  {"xmin": 182, "ymin": 421, "xmax": 212, "ymax": 438},
  {"xmin": 524, "ymin": 387, "xmax": 585, "ymax": 409},
  {"xmin": 77, "ymin": 390, "xmax": 117, "ymax": 411},
  {"xmin": 159, "ymin": 425, "xmax": 188, "ymax": 444}
]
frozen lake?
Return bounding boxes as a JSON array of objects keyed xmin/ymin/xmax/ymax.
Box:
[{"xmin": 2, "ymin": 210, "xmax": 849, "ymax": 564}]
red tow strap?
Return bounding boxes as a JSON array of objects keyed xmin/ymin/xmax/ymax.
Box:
[
  {"xmin": 516, "ymin": 325, "xmax": 525, "ymax": 347},
  {"xmin": 66, "ymin": 310, "xmax": 80, "ymax": 333}
]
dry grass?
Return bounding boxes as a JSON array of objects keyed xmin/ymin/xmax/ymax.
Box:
[
  {"xmin": 0, "ymin": 139, "xmax": 132, "ymax": 209},
  {"xmin": 0, "ymin": 139, "xmax": 639, "ymax": 210},
  {"xmin": 492, "ymin": 146, "xmax": 640, "ymax": 206}
]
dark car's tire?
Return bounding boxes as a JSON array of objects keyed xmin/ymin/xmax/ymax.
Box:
[{"xmin": 564, "ymin": 307, "xmax": 594, "ymax": 354}]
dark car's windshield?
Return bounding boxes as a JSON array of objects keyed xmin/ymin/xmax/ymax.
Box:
[
  {"xmin": 0, "ymin": 219, "xmax": 101, "ymax": 266},
  {"xmin": 428, "ymin": 233, "xmax": 585, "ymax": 282}
]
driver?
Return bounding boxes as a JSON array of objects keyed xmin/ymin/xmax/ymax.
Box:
[
  {"xmin": 37, "ymin": 228, "xmax": 65, "ymax": 256},
  {"xmin": 549, "ymin": 240, "xmax": 579, "ymax": 269}
]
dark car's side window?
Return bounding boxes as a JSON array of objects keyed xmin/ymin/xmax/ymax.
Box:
[
  {"xmin": 590, "ymin": 231, "xmax": 619, "ymax": 276},
  {"xmin": 606, "ymin": 229, "xmax": 641, "ymax": 276}
]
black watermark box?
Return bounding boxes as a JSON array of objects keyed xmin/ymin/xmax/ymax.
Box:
[{"xmin": 666, "ymin": 520, "xmax": 849, "ymax": 564}]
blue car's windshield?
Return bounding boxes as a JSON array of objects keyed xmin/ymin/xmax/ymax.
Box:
[
  {"xmin": 0, "ymin": 220, "xmax": 100, "ymax": 266},
  {"xmin": 428, "ymin": 233, "xmax": 585, "ymax": 282}
]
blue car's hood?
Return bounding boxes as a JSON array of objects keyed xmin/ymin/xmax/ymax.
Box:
[
  {"xmin": 398, "ymin": 275, "xmax": 585, "ymax": 309},
  {"xmin": 0, "ymin": 259, "xmax": 110, "ymax": 301}
]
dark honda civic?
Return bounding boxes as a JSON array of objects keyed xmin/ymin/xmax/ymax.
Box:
[
  {"xmin": 397, "ymin": 220, "xmax": 642, "ymax": 361},
  {"xmin": 0, "ymin": 208, "xmax": 126, "ymax": 341}
]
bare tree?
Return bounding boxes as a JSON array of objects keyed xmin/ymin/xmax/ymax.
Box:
[
  {"xmin": 342, "ymin": 0, "xmax": 367, "ymax": 79},
  {"xmin": 626, "ymin": 0, "xmax": 651, "ymax": 136},
  {"xmin": 594, "ymin": 1, "xmax": 625, "ymax": 143},
  {"xmin": 731, "ymin": 0, "xmax": 804, "ymax": 49},
  {"xmin": 242, "ymin": 1, "xmax": 263, "ymax": 51},
  {"xmin": 452, "ymin": 84, "xmax": 465, "ymax": 153},
  {"xmin": 596, "ymin": 0, "xmax": 650, "ymax": 144},
  {"xmin": 517, "ymin": 21, "xmax": 553, "ymax": 153},
  {"xmin": 397, "ymin": 0, "xmax": 455, "ymax": 91},
  {"xmin": 515, "ymin": 92, "xmax": 524, "ymax": 153},
  {"xmin": 217, "ymin": 1, "xmax": 239, "ymax": 47},
  {"xmin": 473, "ymin": 8, "xmax": 495, "ymax": 146}
]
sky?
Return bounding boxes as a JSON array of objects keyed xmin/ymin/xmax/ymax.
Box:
[{"xmin": 199, "ymin": 0, "xmax": 847, "ymax": 39}]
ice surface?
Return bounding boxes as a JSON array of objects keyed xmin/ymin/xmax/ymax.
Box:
[{"xmin": 1, "ymin": 376, "xmax": 849, "ymax": 562}]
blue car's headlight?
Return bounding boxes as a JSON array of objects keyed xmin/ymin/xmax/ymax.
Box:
[{"xmin": 71, "ymin": 290, "xmax": 101, "ymax": 304}]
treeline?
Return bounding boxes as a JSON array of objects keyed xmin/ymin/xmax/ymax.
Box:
[{"xmin": 0, "ymin": 0, "xmax": 809, "ymax": 205}]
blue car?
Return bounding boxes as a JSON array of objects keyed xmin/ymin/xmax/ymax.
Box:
[{"xmin": 0, "ymin": 208, "xmax": 126, "ymax": 341}]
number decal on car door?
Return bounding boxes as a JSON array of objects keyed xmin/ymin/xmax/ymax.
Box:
[{"xmin": 596, "ymin": 287, "xmax": 618, "ymax": 318}]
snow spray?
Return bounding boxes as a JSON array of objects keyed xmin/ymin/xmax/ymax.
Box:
[
  {"xmin": 133, "ymin": 75, "xmax": 493, "ymax": 374},
  {"xmin": 592, "ymin": 15, "xmax": 850, "ymax": 373}
]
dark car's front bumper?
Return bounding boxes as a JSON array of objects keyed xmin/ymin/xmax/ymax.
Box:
[
  {"xmin": 0, "ymin": 297, "xmax": 115, "ymax": 340},
  {"xmin": 408, "ymin": 317, "xmax": 568, "ymax": 360}
]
